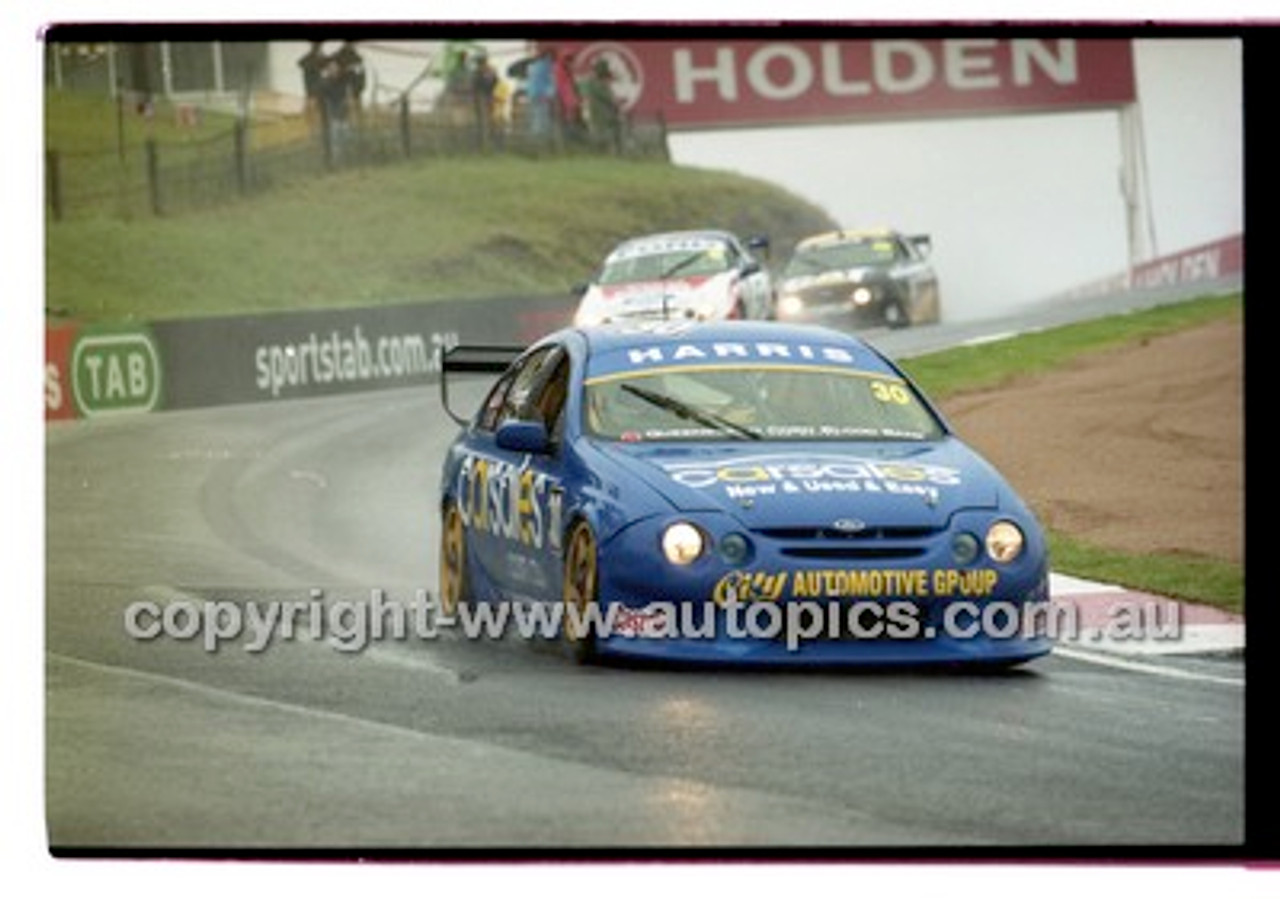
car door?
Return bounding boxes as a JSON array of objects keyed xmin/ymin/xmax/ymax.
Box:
[
  {"xmin": 735, "ymin": 235, "xmax": 772, "ymax": 318},
  {"xmin": 894, "ymin": 236, "xmax": 937, "ymax": 322},
  {"xmin": 462, "ymin": 344, "xmax": 570, "ymax": 601}
]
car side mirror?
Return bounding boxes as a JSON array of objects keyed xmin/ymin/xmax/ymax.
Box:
[
  {"xmin": 740, "ymin": 259, "xmax": 761, "ymax": 276},
  {"xmin": 571, "ymin": 282, "xmax": 590, "ymax": 297},
  {"xmin": 909, "ymin": 235, "xmax": 933, "ymax": 257},
  {"xmin": 495, "ymin": 419, "xmax": 552, "ymax": 454}
]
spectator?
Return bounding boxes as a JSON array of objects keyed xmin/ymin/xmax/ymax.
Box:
[
  {"xmin": 435, "ymin": 40, "xmax": 482, "ymax": 130},
  {"xmin": 317, "ymin": 57, "xmax": 351, "ymax": 163},
  {"xmin": 553, "ymin": 50, "xmax": 585, "ymax": 142},
  {"xmin": 491, "ymin": 69, "xmax": 513, "ymax": 138},
  {"xmin": 439, "ymin": 39, "xmax": 482, "ymax": 84},
  {"xmin": 580, "ymin": 58, "xmax": 622, "ymax": 152},
  {"xmin": 470, "ymin": 50, "xmax": 500, "ymax": 149},
  {"xmin": 297, "ymin": 41, "xmax": 326, "ymax": 131},
  {"xmin": 524, "ymin": 47, "xmax": 555, "ymax": 140},
  {"xmin": 332, "ymin": 41, "xmax": 367, "ymax": 117},
  {"xmin": 507, "ymin": 86, "xmax": 529, "ymax": 138},
  {"xmin": 438, "ymin": 47, "xmax": 474, "ymax": 129}
]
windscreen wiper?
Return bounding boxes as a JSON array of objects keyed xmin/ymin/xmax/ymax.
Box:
[
  {"xmin": 656, "ymin": 252, "xmax": 708, "ymax": 321},
  {"xmin": 620, "ymin": 383, "xmax": 760, "ymax": 440},
  {"xmin": 659, "ymin": 251, "xmax": 708, "ymax": 281}
]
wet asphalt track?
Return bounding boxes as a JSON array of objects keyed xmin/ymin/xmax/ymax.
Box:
[{"xmin": 45, "ymin": 299, "xmax": 1245, "ymax": 853}]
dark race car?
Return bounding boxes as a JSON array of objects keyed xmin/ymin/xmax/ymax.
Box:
[{"xmin": 776, "ymin": 228, "xmax": 941, "ymax": 329}]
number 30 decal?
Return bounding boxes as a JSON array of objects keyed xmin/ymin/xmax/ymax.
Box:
[{"xmin": 870, "ymin": 380, "xmax": 911, "ymax": 404}]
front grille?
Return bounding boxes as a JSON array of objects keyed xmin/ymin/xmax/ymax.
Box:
[
  {"xmin": 755, "ymin": 524, "xmax": 941, "ymax": 561},
  {"xmin": 755, "ymin": 525, "xmax": 941, "ymax": 541},
  {"xmin": 802, "ymin": 286, "xmax": 855, "ymax": 306},
  {"xmin": 781, "ymin": 545, "xmax": 926, "ymax": 560}
]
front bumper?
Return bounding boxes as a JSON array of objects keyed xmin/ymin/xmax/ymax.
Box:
[
  {"xmin": 776, "ymin": 285, "xmax": 906, "ymax": 328},
  {"xmin": 594, "ymin": 604, "xmax": 1053, "ymax": 666},
  {"xmin": 591, "ymin": 517, "xmax": 1053, "ymax": 666}
]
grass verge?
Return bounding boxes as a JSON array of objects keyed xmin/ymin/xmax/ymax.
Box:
[
  {"xmin": 899, "ymin": 292, "xmax": 1243, "ymax": 400},
  {"xmin": 1049, "ymin": 532, "xmax": 1243, "ymax": 615},
  {"xmin": 899, "ymin": 293, "xmax": 1244, "ymax": 614}
]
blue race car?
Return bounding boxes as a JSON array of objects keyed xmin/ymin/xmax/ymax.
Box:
[{"xmin": 438, "ymin": 321, "xmax": 1051, "ymax": 667}]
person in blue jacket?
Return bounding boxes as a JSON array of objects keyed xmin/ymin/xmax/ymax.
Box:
[{"xmin": 525, "ymin": 48, "xmax": 555, "ymax": 139}]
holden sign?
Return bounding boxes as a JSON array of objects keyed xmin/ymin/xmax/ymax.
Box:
[{"xmin": 546, "ymin": 38, "xmax": 1136, "ymax": 130}]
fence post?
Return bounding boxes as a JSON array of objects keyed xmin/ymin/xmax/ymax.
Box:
[
  {"xmin": 399, "ymin": 95, "xmax": 411, "ymax": 158},
  {"xmin": 46, "ymin": 150, "xmax": 62, "ymax": 222},
  {"xmin": 146, "ymin": 139, "xmax": 161, "ymax": 216},
  {"xmin": 115, "ymin": 81, "xmax": 126, "ymax": 163},
  {"xmin": 234, "ymin": 119, "xmax": 248, "ymax": 195},
  {"xmin": 473, "ymin": 92, "xmax": 489, "ymax": 153},
  {"xmin": 320, "ymin": 102, "xmax": 334, "ymax": 169},
  {"xmin": 608, "ymin": 112, "xmax": 622, "ymax": 157}
]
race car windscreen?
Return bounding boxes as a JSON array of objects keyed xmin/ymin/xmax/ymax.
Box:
[
  {"xmin": 783, "ymin": 239, "xmax": 902, "ymax": 277},
  {"xmin": 598, "ymin": 246, "xmax": 732, "ymax": 285},
  {"xmin": 583, "ymin": 366, "xmax": 945, "ymax": 442}
]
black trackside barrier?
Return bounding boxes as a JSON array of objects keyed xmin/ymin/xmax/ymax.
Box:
[{"xmin": 148, "ymin": 292, "xmax": 575, "ymax": 412}]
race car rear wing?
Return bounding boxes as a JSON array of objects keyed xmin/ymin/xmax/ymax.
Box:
[{"xmin": 440, "ymin": 344, "xmax": 526, "ymax": 426}]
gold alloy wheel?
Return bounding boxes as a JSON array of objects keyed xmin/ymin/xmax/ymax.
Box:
[
  {"xmin": 562, "ymin": 521, "xmax": 599, "ymax": 664},
  {"xmin": 439, "ymin": 503, "xmax": 467, "ymax": 618}
]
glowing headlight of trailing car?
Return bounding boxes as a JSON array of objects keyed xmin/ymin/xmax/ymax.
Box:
[{"xmin": 778, "ymin": 294, "xmax": 805, "ymax": 318}]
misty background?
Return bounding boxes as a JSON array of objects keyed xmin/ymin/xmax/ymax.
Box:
[
  {"xmin": 28, "ymin": 33, "xmax": 1244, "ymax": 328},
  {"xmin": 669, "ymin": 38, "xmax": 1243, "ymax": 322}
]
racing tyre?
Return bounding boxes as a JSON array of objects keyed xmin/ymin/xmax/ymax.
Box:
[
  {"xmin": 439, "ymin": 502, "xmax": 470, "ymax": 618},
  {"xmin": 562, "ymin": 520, "xmax": 600, "ymax": 664},
  {"xmin": 884, "ymin": 299, "xmax": 909, "ymax": 329}
]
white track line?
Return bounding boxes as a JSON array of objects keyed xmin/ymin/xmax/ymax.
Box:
[
  {"xmin": 960, "ymin": 330, "xmax": 1021, "ymax": 347},
  {"xmin": 1052, "ymin": 645, "xmax": 1244, "ymax": 686},
  {"xmin": 48, "ymin": 651, "xmax": 456, "ymax": 739}
]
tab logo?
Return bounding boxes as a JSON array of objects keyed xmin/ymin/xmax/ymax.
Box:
[{"xmin": 71, "ymin": 330, "xmax": 163, "ymax": 417}]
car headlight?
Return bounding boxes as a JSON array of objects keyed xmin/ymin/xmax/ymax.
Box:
[
  {"xmin": 778, "ymin": 294, "xmax": 804, "ymax": 317},
  {"xmin": 661, "ymin": 522, "xmax": 705, "ymax": 565},
  {"xmin": 852, "ymin": 286, "xmax": 873, "ymax": 306},
  {"xmin": 985, "ymin": 521, "xmax": 1025, "ymax": 564}
]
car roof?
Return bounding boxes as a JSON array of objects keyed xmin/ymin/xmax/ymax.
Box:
[
  {"xmin": 794, "ymin": 228, "xmax": 902, "ymax": 250},
  {"xmin": 577, "ymin": 319, "xmax": 861, "ymax": 350},
  {"xmin": 609, "ymin": 229, "xmax": 738, "ymax": 252},
  {"xmin": 536, "ymin": 320, "xmax": 899, "ymax": 380}
]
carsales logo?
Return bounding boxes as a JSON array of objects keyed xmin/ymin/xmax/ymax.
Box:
[{"xmin": 575, "ymin": 42, "xmax": 644, "ymax": 112}]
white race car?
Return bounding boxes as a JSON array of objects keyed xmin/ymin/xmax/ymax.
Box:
[{"xmin": 573, "ymin": 230, "xmax": 774, "ymax": 327}]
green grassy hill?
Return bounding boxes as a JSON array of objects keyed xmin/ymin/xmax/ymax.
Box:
[{"xmin": 44, "ymin": 93, "xmax": 838, "ymax": 323}]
